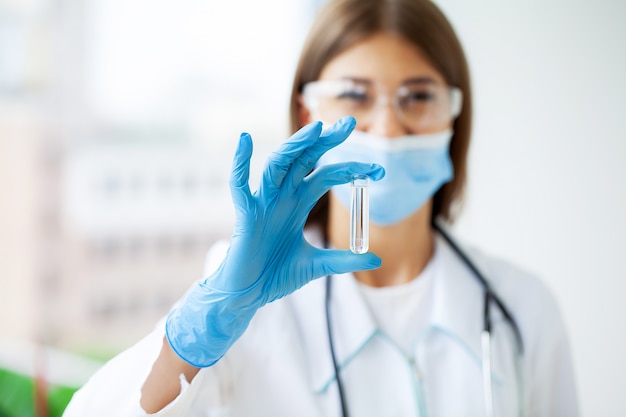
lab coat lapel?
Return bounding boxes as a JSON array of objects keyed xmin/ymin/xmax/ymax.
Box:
[
  {"xmin": 429, "ymin": 234, "xmax": 485, "ymax": 362},
  {"xmin": 288, "ymin": 272, "xmax": 378, "ymax": 394},
  {"xmin": 429, "ymin": 234, "xmax": 511, "ymax": 386}
]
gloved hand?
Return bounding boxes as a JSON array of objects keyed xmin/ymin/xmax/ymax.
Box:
[{"xmin": 165, "ymin": 116, "xmax": 385, "ymax": 368}]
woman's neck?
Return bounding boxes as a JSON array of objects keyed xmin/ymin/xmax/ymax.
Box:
[{"xmin": 327, "ymin": 196, "xmax": 435, "ymax": 288}]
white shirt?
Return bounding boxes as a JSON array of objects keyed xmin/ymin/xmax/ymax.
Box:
[
  {"xmin": 63, "ymin": 232, "xmax": 579, "ymax": 417},
  {"xmin": 356, "ymin": 250, "xmax": 434, "ymax": 355}
]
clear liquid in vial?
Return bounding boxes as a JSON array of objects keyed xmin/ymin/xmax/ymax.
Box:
[{"xmin": 350, "ymin": 175, "xmax": 369, "ymax": 254}]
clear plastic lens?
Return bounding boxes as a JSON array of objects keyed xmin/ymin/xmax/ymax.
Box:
[
  {"xmin": 350, "ymin": 175, "xmax": 369, "ymax": 254},
  {"xmin": 303, "ymin": 80, "xmax": 462, "ymax": 130}
]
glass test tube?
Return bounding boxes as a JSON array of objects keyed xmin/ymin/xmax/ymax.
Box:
[{"xmin": 350, "ymin": 175, "xmax": 369, "ymax": 254}]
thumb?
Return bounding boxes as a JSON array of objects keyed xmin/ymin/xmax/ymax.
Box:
[{"xmin": 313, "ymin": 249, "xmax": 382, "ymax": 277}]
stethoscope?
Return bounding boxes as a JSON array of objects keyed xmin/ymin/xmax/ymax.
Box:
[{"xmin": 324, "ymin": 221, "xmax": 524, "ymax": 417}]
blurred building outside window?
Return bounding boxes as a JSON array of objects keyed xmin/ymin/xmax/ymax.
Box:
[{"xmin": 0, "ymin": 0, "xmax": 317, "ymax": 409}]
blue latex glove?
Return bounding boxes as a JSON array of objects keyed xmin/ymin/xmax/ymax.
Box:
[{"xmin": 165, "ymin": 116, "xmax": 385, "ymax": 368}]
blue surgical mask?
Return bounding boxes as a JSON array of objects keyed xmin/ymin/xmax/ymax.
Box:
[{"xmin": 317, "ymin": 129, "xmax": 454, "ymax": 226}]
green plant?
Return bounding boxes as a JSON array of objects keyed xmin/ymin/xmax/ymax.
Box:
[{"xmin": 0, "ymin": 368, "xmax": 78, "ymax": 417}]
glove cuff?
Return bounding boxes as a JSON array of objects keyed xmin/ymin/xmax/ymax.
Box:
[{"xmin": 165, "ymin": 280, "xmax": 260, "ymax": 368}]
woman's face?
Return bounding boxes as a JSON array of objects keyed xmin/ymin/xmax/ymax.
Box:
[{"xmin": 302, "ymin": 32, "xmax": 454, "ymax": 137}]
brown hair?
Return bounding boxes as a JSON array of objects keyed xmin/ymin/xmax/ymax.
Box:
[{"xmin": 290, "ymin": 0, "xmax": 472, "ymax": 230}]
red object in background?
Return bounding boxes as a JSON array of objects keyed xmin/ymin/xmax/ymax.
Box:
[{"xmin": 34, "ymin": 344, "xmax": 48, "ymax": 417}]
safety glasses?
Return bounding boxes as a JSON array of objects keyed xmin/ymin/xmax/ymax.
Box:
[{"xmin": 302, "ymin": 78, "xmax": 462, "ymax": 131}]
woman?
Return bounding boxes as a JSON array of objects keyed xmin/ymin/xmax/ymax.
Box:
[{"xmin": 63, "ymin": 0, "xmax": 578, "ymax": 416}]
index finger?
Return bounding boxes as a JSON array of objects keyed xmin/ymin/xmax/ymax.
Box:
[
  {"xmin": 259, "ymin": 121, "xmax": 323, "ymax": 196},
  {"xmin": 287, "ymin": 116, "xmax": 356, "ymax": 186}
]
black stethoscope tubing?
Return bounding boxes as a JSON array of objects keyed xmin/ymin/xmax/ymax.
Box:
[
  {"xmin": 324, "ymin": 221, "xmax": 524, "ymax": 417},
  {"xmin": 434, "ymin": 222, "xmax": 524, "ymax": 352},
  {"xmin": 325, "ymin": 275, "xmax": 350, "ymax": 417}
]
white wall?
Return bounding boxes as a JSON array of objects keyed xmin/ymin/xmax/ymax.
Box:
[{"xmin": 434, "ymin": 1, "xmax": 626, "ymax": 416}]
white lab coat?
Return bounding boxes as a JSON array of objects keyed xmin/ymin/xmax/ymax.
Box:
[{"xmin": 64, "ymin": 231, "xmax": 579, "ymax": 417}]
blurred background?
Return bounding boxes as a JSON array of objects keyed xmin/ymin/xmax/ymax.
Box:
[{"xmin": 0, "ymin": 0, "xmax": 624, "ymax": 416}]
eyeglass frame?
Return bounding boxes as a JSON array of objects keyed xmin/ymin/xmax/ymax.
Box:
[{"xmin": 301, "ymin": 78, "xmax": 463, "ymax": 130}]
